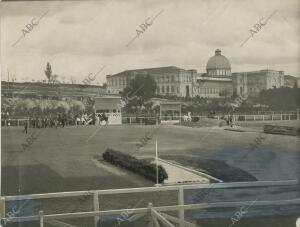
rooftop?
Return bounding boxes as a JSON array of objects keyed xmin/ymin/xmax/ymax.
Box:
[{"xmin": 107, "ymin": 66, "xmax": 196, "ymax": 77}]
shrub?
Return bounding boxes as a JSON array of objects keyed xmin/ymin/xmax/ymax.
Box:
[{"xmin": 102, "ymin": 148, "xmax": 168, "ymax": 183}]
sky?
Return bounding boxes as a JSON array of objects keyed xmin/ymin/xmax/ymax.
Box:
[{"xmin": 1, "ymin": 0, "xmax": 299, "ymax": 85}]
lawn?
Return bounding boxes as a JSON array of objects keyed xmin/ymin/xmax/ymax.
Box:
[
  {"xmin": 1, "ymin": 123, "xmax": 300, "ymax": 226},
  {"xmin": 2, "ymin": 123, "xmax": 299, "ymax": 194}
]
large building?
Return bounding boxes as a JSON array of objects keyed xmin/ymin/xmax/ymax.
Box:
[
  {"xmin": 284, "ymin": 75, "xmax": 298, "ymax": 88},
  {"xmin": 106, "ymin": 49, "xmax": 290, "ymax": 98},
  {"xmin": 106, "ymin": 66, "xmax": 197, "ymax": 97},
  {"xmin": 206, "ymin": 49, "xmax": 232, "ymax": 77},
  {"xmin": 193, "ymin": 49, "xmax": 233, "ymax": 98}
]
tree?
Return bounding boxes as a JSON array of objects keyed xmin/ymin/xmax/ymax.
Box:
[
  {"xmin": 45, "ymin": 62, "xmax": 52, "ymax": 83},
  {"xmin": 259, "ymin": 87, "xmax": 300, "ymax": 110},
  {"xmin": 120, "ymin": 74, "xmax": 157, "ymax": 110},
  {"xmin": 219, "ymin": 89, "xmax": 231, "ymax": 99}
]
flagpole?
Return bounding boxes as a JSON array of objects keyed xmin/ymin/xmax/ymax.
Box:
[{"xmin": 156, "ymin": 140, "xmax": 158, "ymax": 186}]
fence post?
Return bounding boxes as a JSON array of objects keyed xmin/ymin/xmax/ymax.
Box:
[
  {"xmin": 17, "ymin": 120, "xmax": 19, "ymax": 127},
  {"xmin": 129, "ymin": 117, "xmax": 132, "ymax": 125},
  {"xmin": 281, "ymin": 114, "xmax": 283, "ymax": 120},
  {"xmin": 253, "ymin": 115, "xmax": 256, "ymax": 121},
  {"xmin": 271, "ymin": 114, "xmax": 273, "ymax": 121},
  {"xmin": 39, "ymin": 211, "xmax": 44, "ymax": 227},
  {"xmin": 297, "ymin": 108, "xmax": 299, "ymax": 120},
  {"xmin": 0, "ymin": 198, "xmax": 5, "ymax": 222},
  {"xmin": 178, "ymin": 186, "xmax": 184, "ymax": 227},
  {"xmin": 289, "ymin": 114, "xmax": 291, "ymax": 120},
  {"xmin": 147, "ymin": 203, "xmax": 154, "ymax": 227},
  {"xmin": 262, "ymin": 115, "xmax": 265, "ymax": 121},
  {"xmin": 93, "ymin": 191, "xmax": 100, "ymax": 227}
]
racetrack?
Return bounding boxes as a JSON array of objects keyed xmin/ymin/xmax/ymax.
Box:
[
  {"xmin": 1, "ymin": 123, "xmax": 300, "ymax": 226},
  {"xmin": 2, "ymin": 123, "xmax": 300, "ymax": 195}
]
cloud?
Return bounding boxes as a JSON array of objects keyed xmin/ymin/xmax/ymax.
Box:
[{"xmin": 1, "ymin": 0, "xmax": 300, "ymax": 84}]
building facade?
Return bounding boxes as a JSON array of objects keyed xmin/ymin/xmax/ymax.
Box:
[
  {"xmin": 106, "ymin": 49, "xmax": 289, "ymax": 99},
  {"xmin": 284, "ymin": 75, "xmax": 298, "ymax": 88},
  {"xmin": 232, "ymin": 70, "xmax": 285, "ymax": 97},
  {"xmin": 106, "ymin": 66, "xmax": 197, "ymax": 97}
]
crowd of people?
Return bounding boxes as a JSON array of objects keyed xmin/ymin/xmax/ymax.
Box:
[
  {"xmin": 24, "ymin": 114, "xmax": 69, "ymax": 129},
  {"xmin": 19, "ymin": 112, "xmax": 109, "ymax": 134}
]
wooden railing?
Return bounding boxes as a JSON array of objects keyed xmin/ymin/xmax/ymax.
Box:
[{"xmin": 1, "ymin": 180, "xmax": 300, "ymax": 227}]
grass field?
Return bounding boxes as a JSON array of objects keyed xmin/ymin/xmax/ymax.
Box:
[
  {"xmin": 1, "ymin": 122, "xmax": 300, "ymax": 226},
  {"xmin": 2, "ymin": 122, "xmax": 300, "ymax": 194}
]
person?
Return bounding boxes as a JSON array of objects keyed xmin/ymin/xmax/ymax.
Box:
[
  {"xmin": 81, "ymin": 115, "xmax": 85, "ymax": 125},
  {"xmin": 225, "ymin": 115, "xmax": 229, "ymax": 127},
  {"xmin": 23, "ymin": 121, "xmax": 28, "ymax": 134},
  {"xmin": 76, "ymin": 116, "xmax": 80, "ymax": 126},
  {"xmin": 96, "ymin": 114, "xmax": 100, "ymax": 125},
  {"xmin": 229, "ymin": 114, "xmax": 233, "ymax": 127},
  {"xmin": 54, "ymin": 118, "xmax": 58, "ymax": 128},
  {"xmin": 61, "ymin": 114, "xmax": 66, "ymax": 128}
]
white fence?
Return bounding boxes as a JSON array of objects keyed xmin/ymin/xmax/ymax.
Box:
[
  {"xmin": 1, "ymin": 113, "xmax": 300, "ymax": 127},
  {"xmin": 1, "ymin": 180, "xmax": 300, "ymax": 227}
]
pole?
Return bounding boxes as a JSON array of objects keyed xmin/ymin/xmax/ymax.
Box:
[
  {"xmin": 39, "ymin": 211, "xmax": 44, "ymax": 227},
  {"xmin": 178, "ymin": 186, "xmax": 184, "ymax": 227},
  {"xmin": 93, "ymin": 191, "xmax": 100, "ymax": 227},
  {"xmin": 155, "ymin": 140, "xmax": 159, "ymax": 186},
  {"xmin": 147, "ymin": 203, "xmax": 154, "ymax": 227}
]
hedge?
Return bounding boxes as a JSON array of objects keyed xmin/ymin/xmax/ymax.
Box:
[{"xmin": 102, "ymin": 148, "xmax": 168, "ymax": 183}]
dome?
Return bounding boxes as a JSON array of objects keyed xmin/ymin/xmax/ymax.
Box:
[{"xmin": 206, "ymin": 49, "xmax": 231, "ymax": 70}]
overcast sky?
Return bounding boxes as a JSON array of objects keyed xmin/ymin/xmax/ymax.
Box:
[{"xmin": 1, "ymin": 0, "xmax": 299, "ymax": 85}]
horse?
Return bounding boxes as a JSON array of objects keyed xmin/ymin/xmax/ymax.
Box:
[{"xmin": 183, "ymin": 112, "xmax": 192, "ymax": 122}]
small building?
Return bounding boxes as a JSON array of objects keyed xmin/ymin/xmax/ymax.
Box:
[
  {"xmin": 160, "ymin": 102, "xmax": 181, "ymax": 124},
  {"xmin": 94, "ymin": 96, "xmax": 122, "ymax": 125}
]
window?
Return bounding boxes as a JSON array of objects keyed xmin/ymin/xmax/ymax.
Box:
[
  {"xmin": 166, "ymin": 86, "xmax": 169, "ymax": 93},
  {"xmin": 171, "ymin": 86, "xmax": 174, "ymax": 92},
  {"xmin": 171, "ymin": 75, "xmax": 174, "ymax": 82},
  {"xmin": 177, "ymin": 87, "xmax": 179, "ymax": 93},
  {"xmin": 162, "ymin": 86, "xmax": 165, "ymax": 93},
  {"xmin": 157, "ymin": 86, "xmax": 160, "ymax": 93}
]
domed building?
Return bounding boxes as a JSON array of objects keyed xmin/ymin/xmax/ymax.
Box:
[
  {"xmin": 206, "ymin": 49, "xmax": 231, "ymax": 77},
  {"xmin": 106, "ymin": 48, "xmax": 285, "ymax": 99}
]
